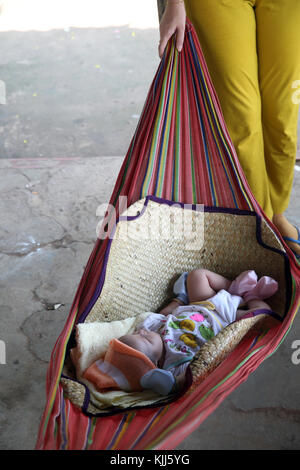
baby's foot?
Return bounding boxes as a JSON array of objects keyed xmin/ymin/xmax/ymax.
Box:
[
  {"xmin": 243, "ymin": 276, "xmax": 278, "ymax": 302},
  {"xmin": 228, "ymin": 270, "xmax": 258, "ymax": 296}
]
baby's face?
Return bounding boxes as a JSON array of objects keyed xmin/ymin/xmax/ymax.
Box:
[{"xmin": 119, "ymin": 329, "xmax": 163, "ymax": 365}]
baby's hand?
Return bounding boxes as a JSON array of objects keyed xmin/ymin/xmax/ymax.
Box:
[
  {"xmin": 159, "ymin": 305, "xmax": 174, "ymax": 315},
  {"xmin": 159, "ymin": 300, "xmax": 183, "ymax": 316}
]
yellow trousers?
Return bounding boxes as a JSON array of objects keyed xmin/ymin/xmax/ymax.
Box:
[{"xmin": 184, "ymin": 0, "xmax": 300, "ymax": 219}]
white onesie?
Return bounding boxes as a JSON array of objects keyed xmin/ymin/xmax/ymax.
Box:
[{"xmin": 137, "ymin": 289, "xmax": 243, "ymax": 394}]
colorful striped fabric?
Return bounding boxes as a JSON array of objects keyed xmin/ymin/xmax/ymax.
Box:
[{"xmin": 35, "ymin": 18, "xmax": 300, "ymax": 450}]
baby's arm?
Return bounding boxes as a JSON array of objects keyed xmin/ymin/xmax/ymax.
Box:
[
  {"xmin": 187, "ymin": 269, "xmax": 231, "ymax": 302},
  {"xmin": 159, "ymin": 299, "xmax": 184, "ymax": 315}
]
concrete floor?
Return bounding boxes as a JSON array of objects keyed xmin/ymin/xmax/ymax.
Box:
[{"xmin": 0, "ymin": 1, "xmax": 300, "ymax": 450}]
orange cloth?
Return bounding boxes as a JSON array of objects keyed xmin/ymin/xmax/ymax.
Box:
[{"xmin": 83, "ymin": 338, "xmax": 157, "ymax": 392}]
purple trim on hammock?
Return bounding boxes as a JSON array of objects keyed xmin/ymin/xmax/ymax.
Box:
[
  {"xmin": 60, "ymin": 391, "xmax": 67, "ymax": 450},
  {"xmin": 147, "ymin": 194, "xmax": 255, "ymax": 216},
  {"xmin": 107, "ymin": 413, "xmax": 130, "ymax": 450},
  {"xmin": 77, "ymin": 195, "xmax": 291, "ymax": 325},
  {"xmin": 237, "ymin": 308, "xmax": 282, "ymax": 322}
]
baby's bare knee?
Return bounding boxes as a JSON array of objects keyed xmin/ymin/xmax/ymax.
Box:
[
  {"xmin": 187, "ymin": 269, "xmax": 211, "ymax": 288},
  {"xmin": 187, "ymin": 268, "xmax": 208, "ymax": 282},
  {"xmin": 187, "ymin": 268, "xmax": 214, "ymax": 302}
]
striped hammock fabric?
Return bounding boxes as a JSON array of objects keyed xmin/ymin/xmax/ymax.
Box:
[{"xmin": 35, "ymin": 18, "xmax": 300, "ymax": 450}]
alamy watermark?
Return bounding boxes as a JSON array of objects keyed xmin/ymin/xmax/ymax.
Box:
[
  {"xmin": 0, "ymin": 340, "xmax": 6, "ymax": 365},
  {"xmin": 0, "ymin": 80, "xmax": 6, "ymax": 105},
  {"xmin": 95, "ymin": 196, "xmax": 205, "ymax": 251},
  {"xmin": 291, "ymin": 80, "xmax": 300, "ymax": 104},
  {"xmin": 291, "ymin": 340, "xmax": 300, "ymax": 365}
]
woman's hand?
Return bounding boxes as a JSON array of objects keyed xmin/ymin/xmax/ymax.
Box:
[{"xmin": 158, "ymin": 1, "xmax": 186, "ymax": 59}]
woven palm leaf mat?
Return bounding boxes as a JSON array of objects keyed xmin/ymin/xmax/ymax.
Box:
[{"xmin": 62, "ymin": 197, "xmax": 289, "ymax": 413}]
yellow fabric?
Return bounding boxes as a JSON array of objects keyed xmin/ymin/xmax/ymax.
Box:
[
  {"xmin": 184, "ymin": 0, "xmax": 300, "ymax": 219},
  {"xmin": 189, "ymin": 300, "xmax": 216, "ymax": 310}
]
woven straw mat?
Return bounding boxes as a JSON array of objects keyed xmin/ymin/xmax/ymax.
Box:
[{"xmin": 62, "ymin": 198, "xmax": 288, "ymax": 410}]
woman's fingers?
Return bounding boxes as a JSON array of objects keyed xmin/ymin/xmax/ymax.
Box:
[
  {"xmin": 158, "ymin": 29, "xmax": 185, "ymax": 58},
  {"xmin": 175, "ymin": 27, "xmax": 185, "ymax": 52},
  {"xmin": 158, "ymin": 35, "xmax": 170, "ymax": 59},
  {"xmin": 158, "ymin": 2, "xmax": 186, "ymax": 59},
  {"xmin": 159, "ymin": 30, "xmax": 185, "ymax": 58}
]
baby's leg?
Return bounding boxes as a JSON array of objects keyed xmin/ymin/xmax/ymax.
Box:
[
  {"xmin": 186, "ymin": 269, "xmax": 231, "ymax": 302},
  {"xmin": 236, "ymin": 298, "xmax": 272, "ymax": 320}
]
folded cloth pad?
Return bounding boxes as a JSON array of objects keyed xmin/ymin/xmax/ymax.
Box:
[
  {"xmin": 83, "ymin": 338, "xmax": 157, "ymax": 392},
  {"xmin": 70, "ymin": 312, "xmax": 170, "ymax": 410}
]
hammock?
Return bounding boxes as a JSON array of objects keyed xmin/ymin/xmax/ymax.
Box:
[{"xmin": 36, "ymin": 18, "xmax": 300, "ymax": 450}]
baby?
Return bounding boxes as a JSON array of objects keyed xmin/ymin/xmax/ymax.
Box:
[{"xmin": 83, "ymin": 269, "xmax": 278, "ymax": 397}]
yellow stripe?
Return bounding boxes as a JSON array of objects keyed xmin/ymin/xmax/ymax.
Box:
[
  {"xmin": 190, "ymin": 300, "xmax": 216, "ymax": 310},
  {"xmin": 201, "ymin": 67, "xmax": 254, "ymax": 211},
  {"xmin": 110, "ymin": 413, "xmax": 134, "ymax": 450},
  {"xmin": 141, "ymin": 43, "xmax": 173, "ymax": 196},
  {"xmin": 209, "ymin": 310, "xmax": 224, "ymax": 330},
  {"xmin": 147, "ymin": 405, "xmax": 170, "ymax": 433},
  {"xmin": 42, "ymin": 310, "xmax": 78, "ymax": 438},
  {"xmin": 157, "ymin": 49, "xmax": 178, "ymax": 196}
]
